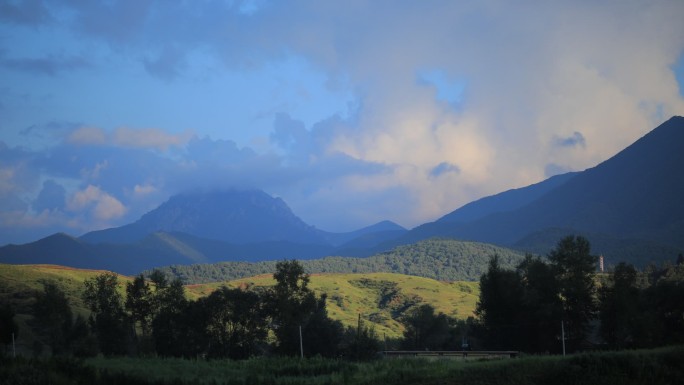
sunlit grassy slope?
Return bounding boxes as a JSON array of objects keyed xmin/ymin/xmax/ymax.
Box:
[
  {"xmin": 186, "ymin": 272, "xmax": 479, "ymax": 338},
  {"xmin": 0, "ymin": 264, "xmax": 133, "ymax": 352},
  {"xmin": 1, "ymin": 264, "xmax": 479, "ymax": 340}
]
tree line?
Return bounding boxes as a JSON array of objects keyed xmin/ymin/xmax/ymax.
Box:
[
  {"xmin": 12, "ymin": 261, "xmax": 382, "ymax": 360},
  {"xmin": 474, "ymin": 235, "xmax": 684, "ymax": 353},
  {"xmin": 3, "ymin": 235, "xmax": 683, "ymax": 359},
  {"xmin": 148, "ymin": 238, "xmax": 525, "ymax": 284}
]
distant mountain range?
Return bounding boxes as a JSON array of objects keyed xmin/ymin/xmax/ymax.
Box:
[
  {"xmin": 1, "ymin": 116, "xmax": 682, "ymax": 273},
  {"xmin": 0, "ymin": 190, "xmax": 408, "ymax": 274}
]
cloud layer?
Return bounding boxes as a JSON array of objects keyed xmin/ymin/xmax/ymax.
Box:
[{"xmin": 1, "ymin": 1, "xmax": 683, "ymax": 243}]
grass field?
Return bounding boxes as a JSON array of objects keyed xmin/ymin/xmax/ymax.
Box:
[
  {"xmin": 2, "ymin": 345, "xmax": 682, "ymax": 385},
  {"xmin": 0, "ymin": 264, "xmax": 133, "ymax": 354},
  {"xmin": 1, "ymin": 264, "xmax": 479, "ymax": 342},
  {"xmin": 185, "ymin": 272, "xmax": 480, "ymax": 338}
]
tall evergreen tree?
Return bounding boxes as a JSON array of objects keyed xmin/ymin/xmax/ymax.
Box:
[
  {"xmin": 548, "ymin": 236, "xmax": 598, "ymax": 351},
  {"xmin": 599, "ymin": 262, "xmax": 640, "ymax": 348},
  {"xmin": 475, "ymin": 255, "xmax": 525, "ymax": 350},
  {"xmin": 517, "ymin": 255, "xmax": 563, "ymax": 353}
]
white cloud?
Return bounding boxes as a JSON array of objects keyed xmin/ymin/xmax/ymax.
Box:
[
  {"xmin": 67, "ymin": 185, "xmax": 127, "ymax": 221},
  {"xmin": 251, "ymin": 1, "xmax": 684, "ymax": 228},
  {"xmin": 2, "ymin": 1, "xmax": 684, "ymax": 238}
]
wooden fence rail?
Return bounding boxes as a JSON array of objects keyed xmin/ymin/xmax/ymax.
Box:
[{"xmin": 382, "ymin": 350, "xmax": 519, "ymax": 359}]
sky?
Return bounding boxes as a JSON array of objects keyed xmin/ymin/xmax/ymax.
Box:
[{"xmin": 1, "ymin": 0, "xmax": 684, "ymax": 244}]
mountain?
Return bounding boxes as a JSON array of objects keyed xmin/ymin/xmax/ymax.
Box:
[
  {"xmin": 0, "ymin": 190, "xmax": 407, "ymax": 273},
  {"xmin": 390, "ymin": 116, "xmax": 684, "ymax": 266},
  {"xmin": 2, "ymin": 117, "xmax": 682, "ymax": 272},
  {"xmin": 324, "ymin": 220, "xmax": 407, "ymax": 246},
  {"xmin": 437, "ymin": 171, "xmax": 579, "ymax": 224},
  {"xmin": 80, "ymin": 190, "xmax": 326, "ymax": 245}
]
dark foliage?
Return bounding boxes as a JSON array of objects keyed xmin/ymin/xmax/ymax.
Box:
[
  {"xmin": 0, "ymin": 302, "xmax": 18, "ymax": 353},
  {"xmin": 548, "ymin": 235, "xmax": 598, "ymax": 351},
  {"xmin": 340, "ymin": 317, "xmax": 382, "ymax": 361},
  {"xmin": 400, "ymin": 304, "xmax": 458, "ymax": 351},
  {"xmin": 33, "ymin": 281, "xmax": 95, "ymax": 356},
  {"xmin": 82, "ymin": 273, "xmax": 131, "ymax": 356}
]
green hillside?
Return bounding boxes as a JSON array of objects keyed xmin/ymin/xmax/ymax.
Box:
[
  {"xmin": 186, "ymin": 272, "xmax": 479, "ymax": 338},
  {"xmin": 1, "ymin": 264, "xmax": 479, "ymax": 344},
  {"xmin": 156, "ymin": 238, "xmax": 525, "ymax": 284},
  {"xmin": 0, "ymin": 264, "xmax": 134, "ymax": 353}
]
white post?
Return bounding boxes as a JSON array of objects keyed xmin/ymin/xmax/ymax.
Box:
[
  {"xmin": 299, "ymin": 325, "xmax": 304, "ymax": 359},
  {"xmin": 561, "ymin": 321, "xmax": 566, "ymax": 356}
]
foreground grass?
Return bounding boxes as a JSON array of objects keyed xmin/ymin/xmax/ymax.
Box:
[
  {"xmin": 0, "ymin": 346, "xmax": 672, "ymax": 385},
  {"xmin": 3, "ymin": 346, "xmax": 683, "ymax": 384}
]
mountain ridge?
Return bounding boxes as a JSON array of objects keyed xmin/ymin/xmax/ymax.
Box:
[
  {"xmin": 0, "ymin": 117, "xmax": 682, "ymax": 271},
  {"xmin": 375, "ymin": 116, "xmax": 684, "ymax": 264}
]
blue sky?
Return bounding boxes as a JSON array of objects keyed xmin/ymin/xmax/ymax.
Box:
[{"xmin": 1, "ymin": 0, "xmax": 684, "ymax": 244}]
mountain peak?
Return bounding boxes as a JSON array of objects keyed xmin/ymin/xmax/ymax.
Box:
[{"xmin": 82, "ymin": 189, "xmax": 325, "ymax": 245}]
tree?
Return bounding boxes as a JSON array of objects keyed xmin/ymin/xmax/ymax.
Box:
[
  {"xmin": 0, "ymin": 302, "xmax": 18, "ymax": 355},
  {"xmin": 125, "ymin": 274, "xmax": 153, "ymax": 338},
  {"xmin": 268, "ymin": 260, "xmax": 318, "ymax": 356},
  {"xmin": 201, "ymin": 286, "xmax": 268, "ymax": 359},
  {"xmin": 516, "ymin": 255, "xmax": 563, "ymax": 353},
  {"xmin": 32, "ymin": 281, "xmax": 73, "ymax": 355},
  {"xmin": 548, "ymin": 236, "xmax": 598, "ymax": 351},
  {"xmin": 475, "ymin": 255, "xmax": 525, "ymax": 350},
  {"xmin": 302, "ymin": 294, "xmax": 344, "ymax": 358},
  {"xmin": 599, "ymin": 262, "xmax": 640, "ymax": 348},
  {"xmin": 151, "ymin": 278, "xmax": 190, "ymax": 357},
  {"xmin": 341, "ymin": 316, "xmax": 380, "ymax": 361},
  {"xmin": 148, "ymin": 269, "xmax": 169, "ymax": 290},
  {"xmin": 82, "ymin": 272, "xmax": 130, "ymax": 355},
  {"xmin": 400, "ymin": 304, "xmax": 456, "ymax": 351}
]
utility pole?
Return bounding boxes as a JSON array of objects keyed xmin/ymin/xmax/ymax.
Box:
[
  {"xmin": 299, "ymin": 325, "xmax": 304, "ymax": 359},
  {"xmin": 357, "ymin": 313, "xmax": 361, "ymax": 338},
  {"xmin": 561, "ymin": 321, "xmax": 566, "ymax": 356},
  {"xmin": 12, "ymin": 332, "xmax": 16, "ymax": 358}
]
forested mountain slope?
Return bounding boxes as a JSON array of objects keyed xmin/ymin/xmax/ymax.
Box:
[{"xmin": 153, "ymin": 238, "xmax": 526, "ymax": 284}]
